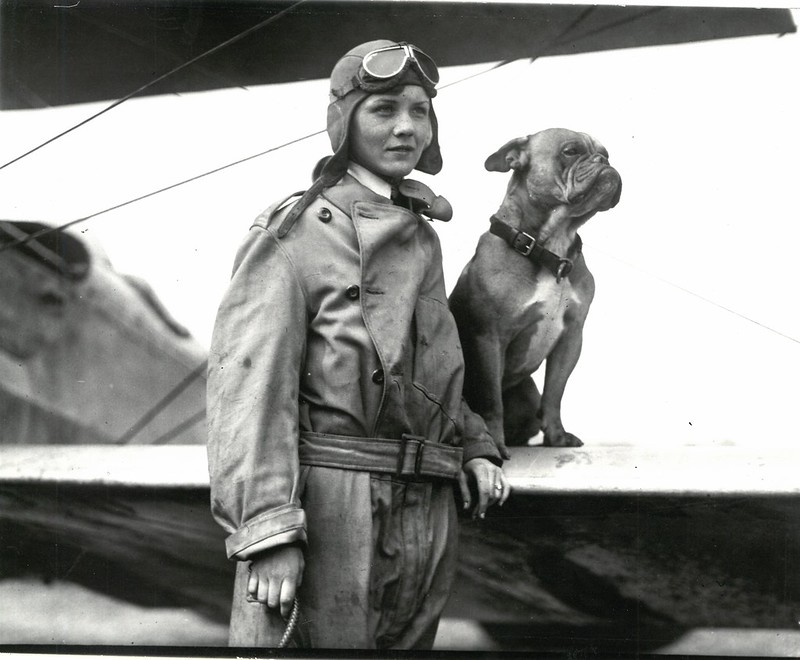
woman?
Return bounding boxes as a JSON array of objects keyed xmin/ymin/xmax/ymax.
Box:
[{"xmin": 207, "ymin": 39, "xmax": 509, "ymax": 650}]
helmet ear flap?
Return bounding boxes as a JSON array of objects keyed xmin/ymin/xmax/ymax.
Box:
[
  {"xmin": 326, "ymin": 102, "xmax": 349, "ymax": 154},
  {"xmin": 414, "ymin": 103, "xmax": 442, "ymax": 175},
  {"xmin": 323, "ymin": 91, "xmax": 369, "ymax": 182}
]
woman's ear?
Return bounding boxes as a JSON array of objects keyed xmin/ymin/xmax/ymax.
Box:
[{"xmin": 484, "ymin": 136, "xmax": 530, "ymax": 172}]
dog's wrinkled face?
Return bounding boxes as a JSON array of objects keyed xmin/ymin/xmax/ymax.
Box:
[{"xmin": 485, "ymin": 128, "xmax": 622, "ymax": 219}]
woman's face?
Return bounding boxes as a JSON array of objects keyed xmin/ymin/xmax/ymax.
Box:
[{"xmin": 349, "ymin": 85, "xmax": 433, "ymax": 181}]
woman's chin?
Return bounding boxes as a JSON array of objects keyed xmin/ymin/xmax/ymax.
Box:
[{"xmin": 376, "ymin": 163, "xmax": 417, "ymax": 180}]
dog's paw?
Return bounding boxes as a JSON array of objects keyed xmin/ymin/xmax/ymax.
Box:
[{"xmin": 543, "ymin": 431, "xmax": 584, "ymax": 448}]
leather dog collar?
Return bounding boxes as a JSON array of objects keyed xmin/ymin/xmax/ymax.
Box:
[{"xmin": 489, "ymin": 216, "xmax": 582, "ymax": 282}]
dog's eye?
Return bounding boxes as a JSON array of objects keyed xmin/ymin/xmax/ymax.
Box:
[{"xmin": 562, "ymin": 146, "xmax": 581, "ymax": 157}]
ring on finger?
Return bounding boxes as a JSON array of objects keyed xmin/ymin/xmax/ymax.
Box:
[{"xmin": 494, "ymin": 484, "xmax": 503, "ymax": 491}]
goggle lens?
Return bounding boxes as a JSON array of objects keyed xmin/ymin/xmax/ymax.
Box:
[
  {"xmin": 411, "ymin": 48, "xmax": 440, "ymax": 85},
  {"xmin": 361, "ymin": 45, "xmax": 439, "ymax": 86},
  {"xmin": 362, "ymin": 48, "xmax": 408, "ymax": 78}
]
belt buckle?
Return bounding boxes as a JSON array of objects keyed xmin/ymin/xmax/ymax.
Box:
[
  {"xmin": 512, "ymin": 231, "xmax": 536, "ymax": 256},
  {"xmin": 398, "ymin": 434, "xmax": 426, "ymax": 476}
]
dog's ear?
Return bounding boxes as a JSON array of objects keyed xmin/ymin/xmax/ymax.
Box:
[{"xmin": 484, "ymin": 136, "xmax": 530, "ymax": 172}]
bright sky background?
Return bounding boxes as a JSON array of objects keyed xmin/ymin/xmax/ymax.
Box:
[{"xmin": 1, "ymin": 7, "xmax": 798, "ymax": 449}]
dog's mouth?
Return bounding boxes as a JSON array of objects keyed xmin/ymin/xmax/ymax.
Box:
[
  {"xmin": 567, "ymin": 160, "xmax": 620, "ymax": 196},
  {"xmin": 564, "ymin": 165, "xmax": 622, "ymax": 215}
]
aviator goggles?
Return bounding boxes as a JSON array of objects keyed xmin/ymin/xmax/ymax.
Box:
[{"xmin": 354, "ymin": 43, "xmax": 439, "ymax": 94}]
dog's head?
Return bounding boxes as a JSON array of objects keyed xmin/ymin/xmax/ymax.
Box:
[{"xmin": 485, "ymin": 128, "xmax": 622, "ymax": 221}]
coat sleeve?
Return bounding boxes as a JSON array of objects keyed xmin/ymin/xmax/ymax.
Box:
[
  {"xmin": 459, "ymin": 398, "xmax": 503, "ymax": 466},
  {"xmin": 422, "ymin": 225, "xmax": 502, "ymax": 467},
  {"xmin": 207, "ymin": 224, "xmax": 308, "ymax": 560}
]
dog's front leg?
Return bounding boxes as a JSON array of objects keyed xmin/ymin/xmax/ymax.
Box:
[
  {"xmin": 540, "ymin": 324, "xmax": 585, "ymax": 447},
  {"xmin": 461, "ymin": 331, "xmax": 510, "ymax": 459}
]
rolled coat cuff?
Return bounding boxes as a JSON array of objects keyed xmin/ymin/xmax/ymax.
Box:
[
  {"xmin": 461, "ymin": 435, "xmax": 503, "ymax": 467},
  {"xmin": 225, "ymin": 504, "xmax": 307, "ymax": 561}
]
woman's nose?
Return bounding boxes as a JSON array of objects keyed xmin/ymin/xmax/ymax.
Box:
[{"xmin": 393, "ymin": 112, "xmax": 415, "ymax": 136}]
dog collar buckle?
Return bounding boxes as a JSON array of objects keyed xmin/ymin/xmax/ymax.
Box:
[{"xmin": 512, "ymin": 231, "xmax": 536, "ymax": 257}]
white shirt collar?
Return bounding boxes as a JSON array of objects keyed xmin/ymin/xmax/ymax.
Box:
[{"xmin": 347, "ymin": 161, "xmax": 393, "ymax": 200}]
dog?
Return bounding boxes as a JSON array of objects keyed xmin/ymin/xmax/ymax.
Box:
[{"xmin": 449, "ymin": 128, "xmax": 622, "ymax": 457}]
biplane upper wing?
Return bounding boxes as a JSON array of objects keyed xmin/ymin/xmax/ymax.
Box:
[{"xmin": 1, "ymin": 1, "xmax": 796, "ymax": 109}]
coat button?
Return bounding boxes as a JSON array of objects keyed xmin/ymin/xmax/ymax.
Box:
[
  {"xmin": 371, "ymin": 368, "xmax": 384, "ymax": 384},
  {"xmin": 317, "ymin": 207, "xmax": 332, "ymax": 223},
  {"xmin": 345, "ymin": 285, "xmax": 360, "ymax": 300}
]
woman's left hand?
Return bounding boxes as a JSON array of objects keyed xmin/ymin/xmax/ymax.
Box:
[{"xmin": 458, "ymin": 458, "xmax": 511, "ymax": 519}]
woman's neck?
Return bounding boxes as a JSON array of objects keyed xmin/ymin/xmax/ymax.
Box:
[{"xmin": 347, "ymin": 161, "xmax": 394, "ymax": 199}]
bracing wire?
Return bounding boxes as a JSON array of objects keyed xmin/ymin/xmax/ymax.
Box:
[
  {"xmin": 559, "ymin": 6, "xmax": 664, "ymax": 46},
  {"xmin": 438, "ymin": 6, "xmax": 598, "ymax": 91},
  {"xmin": 0, "ymin": 0, "xmax": 309, "ymax": 172},
  {"xmin": 116, "ymin": 360, "xmax": 207, "ymax": 444},
  {"xmin": 438, "ymin": 59, "xmax": 515, "ymax": 91},
  {"xmin": 591, "ymin": 245, "xmax": 800, "ymax": 346},
  {"xmin": 0, "ymin": 129, "xmax": 325, "ymax": 255},
  {"xmin": 150, "ymin": 409, "xmax": 207, "ymax": 445},
  {"xmin": 0, "ymin": 6, "xmax": 597, "ymax": 255}
]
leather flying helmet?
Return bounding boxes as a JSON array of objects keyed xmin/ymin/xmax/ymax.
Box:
[
  {"xmin": 323, "ymin": 39, "xmax": 443, "ymax": 182},
  {"xmin": 276, "ymin": 40, "xmax": 443, "ymax": 238}
]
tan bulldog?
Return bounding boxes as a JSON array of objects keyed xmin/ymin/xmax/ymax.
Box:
[{"xmin": 449, "ymin": 128, "xmax": 622, "ymax": 457}]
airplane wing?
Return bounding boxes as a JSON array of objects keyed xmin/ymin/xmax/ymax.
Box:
[
  {"xmin": 1, "ymin": 1, "xmax": 796, "ymax": 109},
  {"xmin": 2, "ymin": 444, "xmax": 799, "ymax": 651}
]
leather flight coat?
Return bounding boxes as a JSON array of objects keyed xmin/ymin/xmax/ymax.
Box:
[{"xmin": 207, "ymin": 174, "xmax": 500, "ymax": 648}]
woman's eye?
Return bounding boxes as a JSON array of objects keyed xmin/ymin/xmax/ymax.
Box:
[{"xmin": 412, "ymin": 106, "xmax": 430, "ymax": 118}]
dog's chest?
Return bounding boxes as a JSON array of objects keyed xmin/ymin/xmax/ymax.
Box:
[{"xmin": 510, "ymin": 277, "xmax": 582, "ymax": 371}]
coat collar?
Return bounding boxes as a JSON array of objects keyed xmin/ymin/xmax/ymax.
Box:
[{"xmin": 322, "ymin": 173, "xmax": 393, "ymax": 217}]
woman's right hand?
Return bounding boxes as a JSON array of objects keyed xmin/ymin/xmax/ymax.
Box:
[
  {"xmin": 247, "ymin": 544, "xmax": 305, "ymax": 619},
  {"xmin": 459, "ymin": 457, "xmax": 511, "ymax": 519}
]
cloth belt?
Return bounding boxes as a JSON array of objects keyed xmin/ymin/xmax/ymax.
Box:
[
  {"xmin": 299, "ymin": 431, "xmax": 463, "ymax": 481},
  {"xmin": 489, "ymin": 216, "xmax": 582, "ymax": 282}
]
